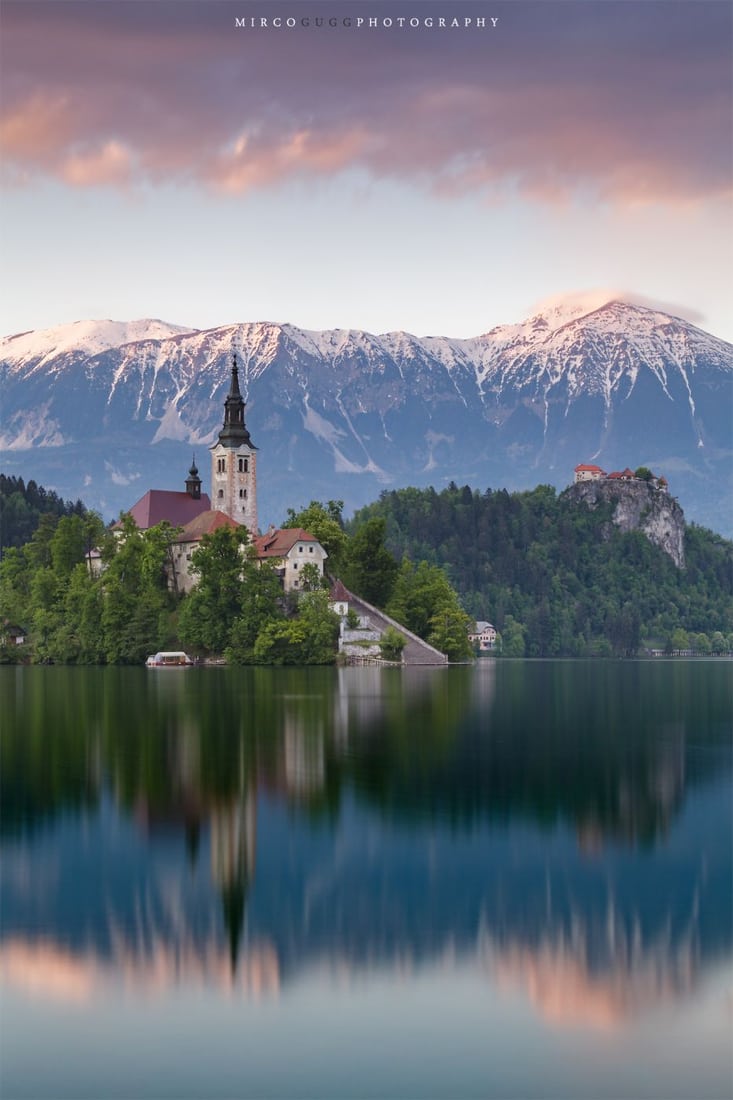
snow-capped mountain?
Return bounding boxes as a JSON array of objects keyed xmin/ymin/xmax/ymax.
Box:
[{"xmin": 1, "ymin": 299, "xmax": 731, "ymax": 534}]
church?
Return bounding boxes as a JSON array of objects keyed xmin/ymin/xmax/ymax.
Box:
[{"xmin": 122, "ymin": 354, "xmax": 327, "ymax": 593}]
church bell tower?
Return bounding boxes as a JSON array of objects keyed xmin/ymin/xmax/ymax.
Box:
[{"xmin": 210, "ymin": 353, "xmax": 258, "ymax": 534}]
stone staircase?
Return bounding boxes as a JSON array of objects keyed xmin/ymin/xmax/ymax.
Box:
[{"xmin": 335, "ymin": 588, "xmax": 448, "ymax": 666}]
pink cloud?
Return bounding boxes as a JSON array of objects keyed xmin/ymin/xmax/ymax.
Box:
[
  {"xmin": 61, "ymin": 140, "xmax": 134, "ymax": 187},
  {"xmin": 1, "ymin": 1, "xmax": 730, "ymax": 205}
]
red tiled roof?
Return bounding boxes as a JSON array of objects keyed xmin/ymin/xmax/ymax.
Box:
[
  {"xmin": 253, "ymin": 527, "xmax": 322, "ymax": 559},
  {"xmin": 175, "ymin": 510, "xmax": 243, "ymax": 543},
  {"xmin": 608, "ymin": 471, "xmax": 623, "ymax": 479},
  {"xmin": 621, "ymin": 468, "xmax": 635, "ymax": 478},
  {"xmin": 123, "ymin": 490, "xmax": 211, "ymax": 530},
  {"xmin": 574, "ymin": 463, "xmax": 605, "ymax": 473},
  {"xmin": 329, "ymin": 580, "xmax": 351, "ymax": 602}
]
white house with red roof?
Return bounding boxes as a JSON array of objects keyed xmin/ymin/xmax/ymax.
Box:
[
  {"xmin": 468, "ymin": 621, "xmax": 497, "ymax": 651},
  {"xmin": 574, "ymin": 463, "xmax": 606, "ymax": 483},
  {"xmin": 252, "ymin": 526, "xmax": 328, "ymax": 592}
]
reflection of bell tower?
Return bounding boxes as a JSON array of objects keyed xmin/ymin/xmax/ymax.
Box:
[
  {"xmin": 210, "ymin": 353, "xmax": 258, "ymax": 534},
  {"xmin": 211, "ymin": 782, "xmax": 257, "ymax": 972}
]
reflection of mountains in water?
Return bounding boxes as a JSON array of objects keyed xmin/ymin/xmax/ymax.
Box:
[
  {"xmin": 2, "ymin": 662, "xmax": 731, "ymax": 1026},
  {"xmin": 2, "ymin": 774, "xmax": 730, "ymax": 1029}
]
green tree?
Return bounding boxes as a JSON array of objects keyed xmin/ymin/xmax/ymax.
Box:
[
  {"xmin": 0, "ymin": 474, "xmax": 87, "ymax": 552},
  {"xmin": 252, "ymin": 619, "xmax": 306, "ymax": 665},
  {"xmin": 67, "ymin": 564, "xmax": 105, "ymax": 663},
  {"xmin": 428, "ymin": 606, "xmax": 473, "ymax": 662},
  {"xmin": 24, "ymin": 513, "xmax": 58, "ymax": 571},
  {"xmin": 607, "ymin": 604, "xmax": 641, "ymax": 657},
  {"xmin": 342, "ymin": 517, "xmax": 398, "ymax": 607},
  {"xmin": 50, "ymin": 514, "xmax": 88, "ymax": 577},
  {"xmin": 0, "ymin": 547, "xmax": 31, "ymax": 632},
  {"xmin": 179, "ymin": 526, "xmax": 250, "ymax": 654},
  {"xmin": 249, "ymin": 594, "xmax": 338, "ymax": 660},
  {"xmin": 296, "ymin": 590, "xmax": 340, "ymax": 664},
  {"xmin": 502, "ymin": 616, "xmax": 526, "ymax": 657},
  {"xmin": 251, "ymin": 591, "xmax": 338, "ymax": 665},
  {"xmin": 29, "ymin": 566, "xmax": 64, "ymax": 662},
  {"xmin": 298, "ymin": 561, "xmax": 327, "ymax": 592},
  {"xmin": 669, "ymin": 627, "xmax": 690, "ymax": 654},
  {"xmin": 385, "ymin": 559, "xmax": 472, "ymax": 661},
  {"xmin": 226, "ymin": 560, "xmax": 283, "ymax": 664},
  {"xmin": 100, "ymin": 516, "xmax": 175, "ymax": 663},
  {"xmin": 380, "ymin": 626, "xmax": 406, "ymax": 662}
]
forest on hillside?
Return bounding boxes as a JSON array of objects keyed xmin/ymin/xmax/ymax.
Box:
[
  {"xmin": 0, "ymin": 474, "xmax": 87, "ymax": 550},
  {"xmin": 2, "ymin": 476, "xmax": 732, "ymax": 663},
  {"xmin": 348, "ymin": 483, "xmax": 733, "ymax": 657}
]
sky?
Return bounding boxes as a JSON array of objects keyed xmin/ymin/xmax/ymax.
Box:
[{"xmin": 1, "ymin": 0, "xmax": 732, "ymax": 341}]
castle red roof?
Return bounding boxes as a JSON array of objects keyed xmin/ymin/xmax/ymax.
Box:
[
  {"xmin": 574, "ymin": 463, "xmax": 605, "ymax": 473},
  {"xmin": 122, "ymin": 490, "xmax": 211, "ymax": 530}
]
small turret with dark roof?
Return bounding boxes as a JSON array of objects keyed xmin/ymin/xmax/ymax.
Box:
[
  {"xmin": 217, "ymin": 353, "xmax": 256, "ymax": 449},
  {"xmin": 185, "ymin": 455, "xmax": 201, "ymax": 500}
]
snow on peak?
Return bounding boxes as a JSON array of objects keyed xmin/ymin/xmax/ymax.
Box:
[
  {"xmin": 526, "ymin": 290, "xmax": 632, "ymax": 331},
  {"xmin": 525, "ymin": 290, "xmax": 708, "ymax": 334},
  {"xmin": 1, "ymin": 318, "xmax": 196, "ymax": 367}
]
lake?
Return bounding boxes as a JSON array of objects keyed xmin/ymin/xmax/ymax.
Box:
[{"xmin": 1, "ymin": 660, "xmax": 731, "ymax": 1099}]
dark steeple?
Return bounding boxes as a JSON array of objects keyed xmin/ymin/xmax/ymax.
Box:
[
  {"xmin": 185, "ymin": 454, "xmax": 201, "ymax": 499},
  {"xmin": 218, "ymin": 353, "xmax": 256, "ymax": 448}
]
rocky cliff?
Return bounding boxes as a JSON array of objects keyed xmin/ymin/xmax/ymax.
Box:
[{"xmin": 563, "ymin": 479, "xmax": 686, "ymax": 568}]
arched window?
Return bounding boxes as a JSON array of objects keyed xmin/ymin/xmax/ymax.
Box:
[{"xmin": 218, "ymin": 489, "xmax": 224, "ymax": 499}]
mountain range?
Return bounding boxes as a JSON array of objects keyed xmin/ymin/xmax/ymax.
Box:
[{"xmin": 1, "ymin": 297, "xmax": 731, "ymax": 534}]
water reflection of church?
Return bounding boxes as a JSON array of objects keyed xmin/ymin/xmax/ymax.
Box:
[{"xmin": 2, "ymin": 667, "xmax": 729, "ymax": 1031}]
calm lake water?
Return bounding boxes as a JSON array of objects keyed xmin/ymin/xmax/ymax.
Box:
[{"xmin": 1, "ymin": 661, "xmax": 731, "ymax": 1100}]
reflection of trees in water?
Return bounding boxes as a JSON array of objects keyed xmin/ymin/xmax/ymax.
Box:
[
  {"xmin": 1, "ymin": 662, "xmax": 730, "ymax": 1001},
  {"xmin": 1, "ymin": 782, "xmax": 728, "ymax": 1026},
  {"xmin": 2, "ymin": 661, "xmax": 730, "ymax": 846}
]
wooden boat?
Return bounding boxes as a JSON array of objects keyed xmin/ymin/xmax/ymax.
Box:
[{"xmin": 145, "ymin": 651, "xmax": 194, "ymax": 668}]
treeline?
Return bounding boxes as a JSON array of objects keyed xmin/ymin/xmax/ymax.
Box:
[
  {"xmin": 0, "ymin": 474, "xmax": 87, "ymax": 551},
  {"xmin": 348, "ymin": 483, "xmax": 733, "ymax": 657},
  {"xmin": 0, "ymin": 495, "xmax": 472, "ymax": 665},
  {"xmin": 0, "ymin": 513, "xmax": 341, "ymax": 666},
  {"xmin": 8, "ymin": 476, "xmax": 729, "ymax": 665}
]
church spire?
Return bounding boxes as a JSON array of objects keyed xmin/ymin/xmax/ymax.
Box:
[
  {"xmin": 218, "ymin": 353, "xmax": 255, "ymax": 448},
  {"xmin": 210, "ymin": 351, "xmax": 259, "ymax": 534}
]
